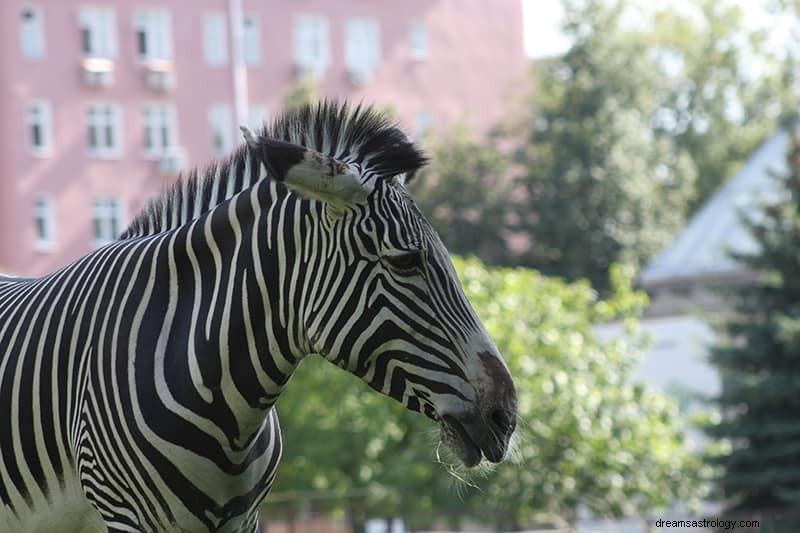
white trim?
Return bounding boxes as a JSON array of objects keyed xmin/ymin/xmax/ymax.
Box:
[
  {"xmin": 203, "ymin": 12, "xmax": 228, "ymax": 66},
  {"xmin": 414, "ymin": 110, "xmax": 433, "ymax": 137},
  {"xmin": 86, "ymin": 102, "xmax": 123, "ymax": 159},
  {"xmin": 208, "ymin": 103, "xmax": 233, "ymax": 156},
  {"xmin": 345, "ymin": 18, "xmax": 381, "ymax": 83},
  {"xmin": 246, "ymin": 104, "xmax": 267, "ymax": 131},
  {"xmin": 91, "ymin": 197, "xmax": 126, "ymax": 248},
  {"xmin": 142, "ymin": 103, "xmax": 178, "ymax": 158},
  {"xmin": 78, "ymin": 6, "xmax": 118, "ymax": 59},
  {"xmin": 293, "ymin": 14, "xmax": 330, "ymax": 79},
  {"xmin": 20, "ymin": 5, "xmax": 45, "ymax": 60},
  {"xmin": 409, "ymin": 19, "xmax": 428, "ymax": 61},
  {"xmin": 27, "ymin": 99, "xmax": 53, "ymax": 157},
  {"xmin": 135, "ymin": 9, "xmax": 173, "ymax": 61},
  {"xmin": 242, "ymin": 13, "xmax": 262, "ymax": 66},
  {"xmin": 33, "ymin": 195, "xmax": 56, "ymax": 252}
]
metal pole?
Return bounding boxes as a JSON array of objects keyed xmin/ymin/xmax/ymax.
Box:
[{"xmin": 229, "ymin": 0, "xmax": 249, "ymax": 128}]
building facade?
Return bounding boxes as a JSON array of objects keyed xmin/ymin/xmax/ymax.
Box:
[{"xmin": 0, "ymin": 0, "xmax": 526, "ymax": 276}]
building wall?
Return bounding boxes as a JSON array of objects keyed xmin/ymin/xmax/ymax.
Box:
[
  {"xmin": 595, "ymin": 313, "xmax": 718, "ymax": 448},
  {"xmin": 0, "ymin": 0, "xmax": 526, "ymax": 276}
]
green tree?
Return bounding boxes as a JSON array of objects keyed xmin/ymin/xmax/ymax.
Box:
[
  {"xmin": 647, "ymin": 0, "xmax": 787, "ymax": 211},
  {"xmin": 282, "ymin": 77, "xmax": 319, "ymax": 112},
  {"xmin": 411, "ymin": 126, "xmax": 514, "ymax": 264},
  {"xmin": 265, "ymin": 258, "xmax": 703, "ymax": 529},
  {"xmin": 508, "ymin": 0, "xmax": 697, "ymax": 291},
  {"xmin": 413, "ymin": 0, "xmax": 785, "ymax": 291},
  {"xmin": 450, "ymin": 259, "xmax": 703, "ymax": 529},
  {"xmin": 705, "ymin": 127, "xmax": 800, "ymax": 514}
]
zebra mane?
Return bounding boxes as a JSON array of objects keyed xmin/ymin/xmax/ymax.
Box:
[{"xmin": 120, "ymin": 101, "xmax": 428, "ymax": 240}]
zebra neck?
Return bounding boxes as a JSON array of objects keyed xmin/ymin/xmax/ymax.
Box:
[{"xmin": 167, "ymin": 180, "xmax": 316, "ymax": 427}]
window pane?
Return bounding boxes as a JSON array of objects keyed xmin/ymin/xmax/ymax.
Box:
[
  {"xmin": 81, "ymin": 27, "xmax": 92, "ymax": 54},
  {"xmin": 21, "ymin": 7, "xmax": 45, "ymax": 59},
  {"xmin": 31, "ymin": 123, "xmax": 42, "ymax": 147},
  {"xmin": 105, "ymin": 124, "xmax": 114, "ymax": 148},
  {"xmin": 88, "ymin": 124, "xmax": 97, "ymax": 148}
]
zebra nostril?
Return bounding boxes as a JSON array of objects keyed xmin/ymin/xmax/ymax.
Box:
[{"xmin": 489, "ymin": 408, "xmax": 514, "ymax": 435}]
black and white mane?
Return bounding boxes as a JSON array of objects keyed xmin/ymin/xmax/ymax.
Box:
[{"xmin": 120, "ymin": 102, "xmax": 428, "ymax": 240}]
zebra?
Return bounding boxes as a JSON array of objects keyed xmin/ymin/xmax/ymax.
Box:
[{"xmin": 0, "ymin": 102, "xmax": 517, "ymax": 532}]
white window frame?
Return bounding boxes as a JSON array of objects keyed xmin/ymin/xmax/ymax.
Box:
[
  {"xmin": 27, "ymin": 99, "xmax": 53, "ymax": 157},
  {"xmin": 345, "ymin": 18, "xmax": 381, "ymax": 82},
  {"xmin": 414, "ymin": 110, "xmax": 433, "ymax": 137},
  {"xmin": 247, "ymin": 104, "xmax": 267, "ymax": 132},
  {"xmin": 78, "ymin": 7, "xmax": 118, "ymax": 59},
  {"xmin": 20, "ymin": 5, "xmax": 45, "ymax": 60},
  {"xmin": 86, "ymin": 103, "xmax": 122, "ymax": 159},
  {"xmin": 142, "ymin": 103, "xmax": 178, "ymax": 158},
  {"xmin": 33, "ymin": 195, "xmax": 56, "ymax": 252},
  {"xmin": 91, "ymin": 197, "xmax": 126, "ymax": 248},
  {"xmin": 293, "ymin": 15, "xmax": 330, "ymax": 80},
  {"xmin": 409, "ymin": 19, "xmax": 428, "ymax": 61},
  {"xmin": 203, "ymin": 12, "xmax": 228, "ymax": 67},
  {"xmin": 242, "ymin": 14, "xmax": 262, "ymax": 66},
  {"xmin": 135, "ymin": 9, "xmax": 173, "ymax": 62},
  {"xmin": 208, "ymin": 104, "xmax": 233, "ymax": 156}
]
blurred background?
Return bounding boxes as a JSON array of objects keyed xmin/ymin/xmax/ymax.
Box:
[{"xmin": 3, "ymin": 0, "xmax": 800, "ymax": 531}]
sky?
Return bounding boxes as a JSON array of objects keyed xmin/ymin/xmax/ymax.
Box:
[
  {"xmin": 521, "ymin": 0, "xmax": 797, "ymax": 60},
  {"xmin": 522, "ymin": 0, "xmax": 570, "ymax": 59}
]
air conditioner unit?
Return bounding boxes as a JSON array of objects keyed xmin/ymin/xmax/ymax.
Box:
[
  {"xmin": 144, "ymin": 60, "xmax": 175, "ymax": 91},
  {"xmin": 81, "ymin": 57, "xmax": 114, "ymax": 88},
  {"xmin": 346, "ymin": 68, "xmax": 371, "ymax": 86},
  {"xmin": 158, "ymin": 148, "xmax": 187, "ymax": 175},
  {"xmin": 293, "ymin": 62, "xmax": 319, "ymax": 81}
]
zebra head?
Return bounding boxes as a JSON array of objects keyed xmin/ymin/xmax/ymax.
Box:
[{"xmin": 243, "ymin": 106, "xmax": 516, "ymax": 467}]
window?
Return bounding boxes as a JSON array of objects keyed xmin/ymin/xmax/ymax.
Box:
[
  {"xmin": 78, "ymin": 7, "xmax": 117, "ymax": 58},
  {"xmin": 142, "ymin": 104, "xmax": 177, "ymax": 157},
  {"xmin": 293, "ymin": 15, "xmax": 329, "ymax": 79},
  {"xmin": 136, "ymin": 10, "xmax": 172, "ymax": 61},
  {"xmin": 86, "ymin": 103, "xmax": 122, "ymax": 158},
  {"xmin": 409, "ymin": 20, "xmax": 428, "ymax": 60},
  {"xmin": 20, "ymin": 6, "xmax": 45, "ymax": 60},
  {"xmin": 242, "ymin": 14, "xmax": 261, "ymax": 65},
  {"xmin": 208, "ymin": 104, "xmax": 232, "ymax": 156},
  {"xmin": 203, "ymin": 12, "xmax": 228, "ymax": 66},
  {"xmin": 414, "ymin": 110, "xmax": 433, "ymax": 137},
  {"xmin": 33, "ymin": 196, "xmax": 56, "ymax": 251},
  {"xmin": 27, "ymin": 100, "xmax": 52, "ymax": 157},
  {"xmin": 247, "ymin": 105, "xmax": 267, "ymax": 132},
  {"xmin": 345, "ymin": 18, "xmax": 380, "ymax": 82},
  {"xmin": 92, "ymin": 198, "xmax": 125, "ymax": 247}
]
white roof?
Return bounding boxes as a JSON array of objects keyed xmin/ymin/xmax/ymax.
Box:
[{"xmin": 640, "ymin": 130, "xmax": 788, "ymax": 288}]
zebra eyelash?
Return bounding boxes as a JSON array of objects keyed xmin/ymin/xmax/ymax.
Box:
[{"xmin": 383, "ymin": 250, "xmax": 425, "ymax": 274}]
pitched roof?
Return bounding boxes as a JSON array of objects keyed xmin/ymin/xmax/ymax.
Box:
[{"xmin": 640, "ymin": 130, "xmax": 788, "ymax": 288}]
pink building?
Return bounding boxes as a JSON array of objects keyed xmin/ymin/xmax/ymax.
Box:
[{"xmin": 0, "ymin": 0, "xmax": 526, "ymax": 277}]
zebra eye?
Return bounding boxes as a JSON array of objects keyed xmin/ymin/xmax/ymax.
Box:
[{"xmin": 384, "ymin": 250, "xmax": 424, "ymax": 274}]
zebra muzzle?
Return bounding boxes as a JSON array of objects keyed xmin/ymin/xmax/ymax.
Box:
[{"xmin": 440, "ymin": 409, "xmax": 512, "ymax": 467}]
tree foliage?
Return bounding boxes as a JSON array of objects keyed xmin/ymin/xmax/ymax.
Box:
[
  {"xmin": 412, "ymin": 0, "xmax": 786, "ymax": 291},
  {"xmin": 265, "ymin": 258, "xmax": 703, "ymax": 529},
  {"xmin": 411, "ymin": 127, "xmax": 514, "ymax": 262},
  {"xmin": 705, "ymin": 128, "xmax": 800, "ymax": 513}
]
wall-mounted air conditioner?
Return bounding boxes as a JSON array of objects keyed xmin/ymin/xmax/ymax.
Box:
[
  {"xmin": 158, "ymin": 147, "xmax": 187, "ymax": 175},
  {"xmin": 82, "ymin": 57, "xmax": 114, "ymax": 88},
  {"xmin": 144, "ymin": 60, "xmax": 175, "ymax": 91}
]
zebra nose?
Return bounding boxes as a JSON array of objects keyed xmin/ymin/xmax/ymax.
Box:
[{"xmin": 489, "ymin": 406, "xmax": 516, "ymax": 438}]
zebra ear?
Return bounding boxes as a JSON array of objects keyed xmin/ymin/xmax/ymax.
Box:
[{"xmin": 241, "ymin": 126, "xmax": 371, "ymax": 207}]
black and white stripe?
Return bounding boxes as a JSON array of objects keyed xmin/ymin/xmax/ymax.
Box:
[{"xmin": 0, "ymin": 102, "xmax": 516, "ymax": 532}]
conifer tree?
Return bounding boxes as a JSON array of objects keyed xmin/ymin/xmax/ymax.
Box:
[{"xmin": 707, "ymin": 125, "xmax": 800, "ymax": 513}]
